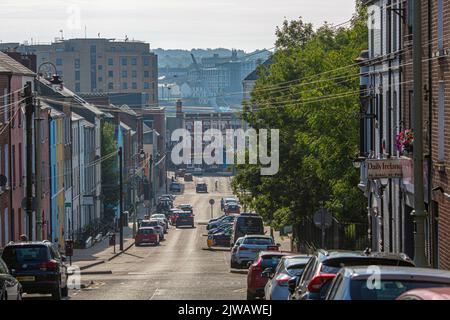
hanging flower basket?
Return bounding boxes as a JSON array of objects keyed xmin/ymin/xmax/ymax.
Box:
[{"xmin": 396, "ymin": 129, "xmax": 414, "ymax": 155}]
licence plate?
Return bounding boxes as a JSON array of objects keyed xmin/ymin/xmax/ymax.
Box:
[{"xmin": 17, "ymin": 276, "xmax": 35, "ymax": 282}]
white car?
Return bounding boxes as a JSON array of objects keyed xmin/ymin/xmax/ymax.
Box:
[
  {"xmin": 151, "ymin": 214, "xmax": 169, "ymax": 232},
  {"xmin": 232, "ymin": 235, "xmax": 279, "ymax": 269}
]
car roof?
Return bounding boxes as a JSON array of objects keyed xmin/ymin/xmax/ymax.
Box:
[
  {"xmin": 178, "ymin": 204, "xmax": 192, "ymax": 207},
  {"xmin": 4, "ymin": 241, "xmax": 53, "ymax": 248},
  {"xmin": 398, "ymin": 288, "xmax": 450, "ymax": 300},
  {"xmin": 259, "ymin": 251, "xmax": 289, "ymax": 257},
  {"xmin": 138, "ymin": 227, "xmax": 155, "ymax": 230},
  {"xmin": 283, "ymin": 255, "xmax": 312, "ymax": 267},
  {"xmin": 243, "ymin": 235, "xmax": 272, "ymax": 240},
  {"xmin": 316, "ymin": 249, "xmax": 413, "ymax": 263},
  {"xmin": 340, "ymin": 266, "xmax": 450, "ymax": 282}
]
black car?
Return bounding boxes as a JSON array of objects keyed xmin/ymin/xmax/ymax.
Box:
[
  {"xmin": 231, "ymin": 213, "xmax": 264, "ymax": 245},
  {"xmin": 288, "ymin": 249, "xmax": 415, "ymax": 301},
  {"xmin": 196, "ymin": 182, "xmax": 208, "ymax": 193},
  {"xmin": 1, "ymin": 241, "xmax": 69, "ymax": 300},
  {"xmin": 176, "ymin": 211, "xmax": 195, "ymax": 228},
  {"xmin": 0, "ymin": 257, "xmax": 22, "ymax": 300}
]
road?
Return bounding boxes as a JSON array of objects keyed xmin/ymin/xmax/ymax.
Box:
[{"xmin": 68, "ymin": 175, "xmax": 247, "ymax": 300}]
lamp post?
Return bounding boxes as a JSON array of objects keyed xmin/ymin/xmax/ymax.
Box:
[{"xmin": 378, "ymin": 178, "xmax": 389, "ymax": 252}]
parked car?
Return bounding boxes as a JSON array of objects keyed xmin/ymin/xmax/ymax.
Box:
[
  {"xmin": 225, "ymin": 204, "xmax": 240, "ymax": 215},
  {"xmin": 264, "ymin": 255, "xmax": 311, "ymax": 300},
  {"xmin": 175, "ymin": 169, "xmax": 186, "ymax": 178},
  {"xmin": 230, "ymin": 237, "xmax": 246, "ymax": 268},
  {"xmin": 207, "ymin": 228, "xmax": 232, "ymax": 248},
  {"xmin": 247, "ymin": 251, "xmax": 290, "ymax": 300},
  {"xmin": 139, "ymin": 220, "xmax": 165, "ymax": 240},
  {"xmin": 289, "ymin": 250, "xmax": 415, "ymax": 301},
  {"xmin": 231, "ymin": 213, "xmax": 265, "ymax": 245},
  {"xmin": 1, "ymin": 241, "xmax": 69, "ymax": 300},
  {"xmin": 232, "ymin": 235, "xmax": 279, "ymax": 269},
  {"xmin": 196, "ymin": 182, "xmax": 208, "ymax": 193},
  {"xmin": 0, "ymin": 257, "xmax": 22, "ymax": 300},
  {"xmin": 151, "ymin": 214, "xmax": 169, "ymax": 232},
  {"xmin": 207, "ymin": 215, "xmax": 238, "ymax": 231},
  {"xmin": 208, "ymin": 223, "xmax": 233, "ymax": 235},
  {"xmin": 192, "ymin": 167, "xmax": 204, "ymax": 176},
  {"xmin": 177, "ymin": 204, "xmax": 193, "ymax": 215},
  {"xmin": 176, "ymin": 211, "xmax": 195, "ymax": 228},
  {"xmin": 170, "ymin": 182, "xmax": 183, "ymax": 193},
  {"xmin": 168, "ymin": 209, "xmax": 183, "ymax": 225},
  {"xmin": 135, "ymin": 227, "xmax": 160, "ymax": 246},
  {"xmin": 397, "ymin": 287, "xmax": 450, "ymax": 300},
  {"xmin": 160, "ymin": 194, "xmax": 175, "ymax": 201},
  {"xmin": 326, "ymin": 267, "xmax": 450, "ymax": 300},
  {"xmin": 209, "ymin": 214, "xmax": 227, "ymax": 224},
  {"xmin": 184, "ymin": 173, "xmax": 193, "ymax": 182},
  {"xmin": 222, "ymin": 198, "xmax": 238, "ymax": 211}
]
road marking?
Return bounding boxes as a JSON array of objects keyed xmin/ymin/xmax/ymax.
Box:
[{"xmin": 149, "ymin": 288, "xmax": 159, "ymax": 300}]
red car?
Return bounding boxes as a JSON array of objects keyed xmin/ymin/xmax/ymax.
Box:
[
  {"xmin": 247, "ymin": 251, "xmax": 290, "ymax": 300},
  {"xmin": 135, "ymin": 227, "xmax": 160, "ymax": 246}
]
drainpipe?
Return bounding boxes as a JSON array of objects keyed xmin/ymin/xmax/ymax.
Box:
[{"xmin": 7, "ymin": 74, "xmax": 13, "ymax": 242}]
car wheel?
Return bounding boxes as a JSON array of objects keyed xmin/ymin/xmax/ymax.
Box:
[
  {"xmin": 52, "ymin": 285, "xmax": 62, "ymax": 300},
  {"xmin": 1, "ymin": 286, "xmax": 6, "ymax": 300},
  {"xmin": 230, "ymin": 260, "xmax": 240, "ymax": 269},
  {"xmin": 191, "ymin": 224, "xmax": 195, "ymax": 228},
  {"xmin": 61, "ymin": 284, "xmax": 69, "ymax": 298},
  {"xmin": 247, "ymin": 291, "xmax": 255, "ymax": 300}
]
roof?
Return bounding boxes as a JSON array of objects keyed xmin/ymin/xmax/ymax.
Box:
[
  {"xmin": 340, "ymin": 266, "xmax": 450, "ymax": 282},
  {"xmin": 0, "ymin": 51, "xmax": 35, "ymax": 76}
]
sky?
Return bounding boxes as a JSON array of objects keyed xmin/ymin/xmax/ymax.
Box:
[{"xmin": 0, "ymin": 0, "xmax": 357, "ymax": 52}]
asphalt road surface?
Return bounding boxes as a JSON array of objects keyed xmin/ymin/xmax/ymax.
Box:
[{"xmin": 67, "ymin": 175, "xmax": 247, "ymax": 300}]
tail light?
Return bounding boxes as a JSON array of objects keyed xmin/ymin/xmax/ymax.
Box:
[
  {"xmin": 40, "ymin": 260, "xmax": 58, "ymax": 271},
  {"xmin": 267, "ymin": 245, "xmax": 279, "ymax": 251},
  {"xmin": 307, "ymin": 274, "xmax": 336, "ymax": 293},
  {"xmin": 239, "ymin": 247, "xmax": 249, "ymax": 251},
  {"xmin": 276, "ymin": 275, "xmax": 291, "ymax": 287}
]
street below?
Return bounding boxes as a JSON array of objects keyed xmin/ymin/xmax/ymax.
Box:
[{"xmin": 67, "ymin": 176, "xmax": 247, "ymax": 300}]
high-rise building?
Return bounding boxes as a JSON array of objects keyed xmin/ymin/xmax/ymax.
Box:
[{"xmin": 2, "ymin": 38, "xmax": 158, "ymax": 108}]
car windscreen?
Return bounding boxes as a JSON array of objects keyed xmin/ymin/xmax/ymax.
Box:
[
  {"xmin": 243, "ymin": 238, "xmax": 274, "ymax": 246},
  {"xmin": 2, "ymin": 246, "xmax": 49, "ymax": 264},
  {"xmin": 349, "ymin": 280, "xmax": 450, "ymax": 300},
  {"xmin": 178, "ymin": 212, "xmax": 191, "ymax": 218},
  {"xmin": 261, "ymin": 255, "xmax": 283, "ymax": 269},
  {"xmin": 321, "ymin": 258, "xmax": 415, "ymax": 274},
  {"xmin": 236, "ymin": 217, "xmax": 264, "ymax": 234}
]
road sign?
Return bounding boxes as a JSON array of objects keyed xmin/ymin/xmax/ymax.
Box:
[
  {"xmin": 313, "ymin": 209, "xmax": 333, "ymax": 230},
  {"xmin": 209, "ymin": 199, "xmax": 215, "ymax": 206}
]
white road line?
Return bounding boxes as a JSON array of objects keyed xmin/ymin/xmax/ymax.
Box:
[{"xmin": 149, "ymin": 288, "xmax": 159, "ymax": 300}]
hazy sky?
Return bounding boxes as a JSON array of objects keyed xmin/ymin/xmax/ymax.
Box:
[{"xmin": 0, "ymin": 0, "xmax": 357, "ymax": 51}]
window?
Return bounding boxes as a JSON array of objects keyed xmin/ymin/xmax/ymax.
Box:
[
  {"xmin": 143, "ymin": 57, "xmax": 150, "ymax": 66},
  {"xmin": 75, "ymin": 83, "xmax": 81, "ymax": 93},
  {"xmin": 131, "ymin": 57, "xmax": 137, "ymax": 65},
  {"xmin": 144, "ymin": 71, "xmax": 150, "ymax": 78},
  {"xmin": 75, "ymin": 70, "xmax": 80, "ymax": 81},
  {"xmin": 74, "ymin": 59, "xmax": 80, "ymax": 69},
  {"xmin": 98, "ymin": 77, "xmax": 103, "ymax": 82},
  {"xmin": 108, "ymin": 83, "xmax": 114, "ymax": 90},
  {"xmin": 12, "ymin": 145, "xmax": 15, "ymax": 188},
  {"xmin": 18, "ymin": 143, "xmax": 22, "ymax": 187},
  {"xmin": 132, "ymin": 82, "xmax": 137, "ymax": 90},
  {"xmin": 108, "ymin": 58, "xmax": 114, "ymax": 66},
  {"xmin": 56, "ymin": 58, "xmax": 63, "ymax": 66},
  {"xmin": 4, "ymin": 145, "xmax": 8, "ymax": 186},
  {"xmin": 144, "ymin": 82, "xmax": 150, "ymax": 89},
  {"xmin": 132, "ymin": 70, "xmax": 137, "ymax": 78},
  {"xmin": 122, "ymin": 82, "xmax": 128, "ymax": 90},
  {"xmin": 121, "ymin": 57, "xmax": 127, "ymax": 66},
  {"xmin": 438, "ymin": 81, "xmax": 445, "ymax": 162},
  {"xmin": 122, "ymin": 70, "xmax": 128, "ymax": 78},
  {"xmin": 98, "ymin": 65, "xmax": 103, "ymax": 70},
  {"xmin": 108, "ymin": 70, "xmax": 114, "ymax": 78}
]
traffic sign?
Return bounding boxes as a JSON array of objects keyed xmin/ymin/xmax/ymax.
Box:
[
  {"xmin": 209, "ymin": 199, "xmax": 215, "ymax": 206},
  {"xmin": 313, "ymin": 209, "xmax": 333, "ymax": 230}
]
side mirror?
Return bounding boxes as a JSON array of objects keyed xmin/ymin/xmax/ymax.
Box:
[
  {"xmin": 61, "ymin": 255, "xmax": 67, "ymax": 262},
  {"xmin": 247, "ymin": 261, "xmax": 253, "ymax": 268},
  {"xmin": 288, "ymin": 278, "xmax": 297, "ymax": 294}
]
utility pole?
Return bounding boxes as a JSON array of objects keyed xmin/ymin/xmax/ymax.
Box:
[
  {"xmin": 149, "ymin": 154, "xmax": 153, "ymax": 210},
  {"xmin": 412, "ymin": 0, "xmax": 428, "ymax": 267},
  {"xmin": 35, "ymin": 100, "xmax": 43, "ymax": 241},
  {"xmin": 24, "ymin": 82, "xmax": 34, "ymax": 241},
  {"xmin": 119, "ymin": 147, "xmax": 124, "ymax": 251}
]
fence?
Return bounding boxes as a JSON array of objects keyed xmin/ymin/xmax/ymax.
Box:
[{"xmin": 295, "ymin": 216, "xmax": 369, "ymax": 253}]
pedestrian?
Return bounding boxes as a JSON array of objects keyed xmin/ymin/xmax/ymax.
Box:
[{"xmin": 19, "ymin": 234, "xmax": 28, "ymax": 242}]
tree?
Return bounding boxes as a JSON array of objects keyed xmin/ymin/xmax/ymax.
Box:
[
  {"xmin": 233, "ymin": 1, "xmax": 368, "ymax": 235},
  {"xmin": 101, "ymin": 121, "xmax": 119, "ymax": 223}
]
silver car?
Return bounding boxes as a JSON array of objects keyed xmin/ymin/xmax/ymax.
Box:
[
  {"xmin": 151, "ymin": 214, "xmax": 169, "ymax": 232},
  {"xmin": 233, "ymin": 235, "xmax": 278, "ymax": 268},
  {"xmin": 326, "ymin": 266, "xmax": 450, "ymax": 300},
  {"xmin": 230, "ymin": 237, "xmax": 245, "ymax": 268},
  {"xmin": 140, "ymin": 220, "xmax": 165, "ymax": 240},
  {"xmin": 264, "ymin": 255, "xmax": 310, "ymax": 300}
]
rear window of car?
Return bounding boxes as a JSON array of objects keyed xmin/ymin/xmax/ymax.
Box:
[
  {"xmin": 2, "ymin": 246, "xmax": 49, "ymax": 264},
  {"xmin": 349, "ymin": 280, "xmax": 450, "ymax": 300},
  {"xmin": 237, "ymin": 217, "xmax": 263, "ymax": 232},
  {"xmin": 287, "ymin": 264, "xmax": 307, "ymax": 276},
  {"xmin": 178, "ymin": 212, "xmax": 191, "ymax": 218},
  {"xmin": 244, "ymin": 238, "xmax": 274, "ymax": 246},
  {"xmin": 321, "ymin": 258, "xmax": 415, "ymax": 274},
  {"xmin": 261, "ymin": 255, "xmax": 283, "ymax": 269},
  {"xmin": 139, "ymin": 229, "xmax": 155, "ymax": 235}
]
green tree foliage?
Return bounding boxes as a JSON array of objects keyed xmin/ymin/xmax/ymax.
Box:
[
  {"xmin": 101, "ymin": 121, "xmax": 119, "ymax": 222},
  {"xmin": 232, "ymin": 2, "xmax": 368, "ymax": 230}
]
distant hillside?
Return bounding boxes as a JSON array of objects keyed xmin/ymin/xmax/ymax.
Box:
[{"xmin": 153, "ymin": 48, "xmax": 267, "ymax": 69}]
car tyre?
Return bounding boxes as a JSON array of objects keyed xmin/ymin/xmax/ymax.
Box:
[
  {"xmin": 247, "ymin": 290, "xmax": 256, "ymax": 300},
  {"xmin": 230, "ymin": 260, "xmax": 240, "ymax": 269},
  {"xmin": 61, "ymin": 283, "xmax": 69, "ymax": 298},
  {"xmin": 1, "ymin": 286, "xmax": 6, "ymax": 300},
  {"xmin": 52, "ymin": 285, "xmax": 62, "ymax": 300}
]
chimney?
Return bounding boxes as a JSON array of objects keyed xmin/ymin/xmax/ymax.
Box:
[{"xmin": 176, "ymin": 99, "xmax": 183, "ymax": 118}]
